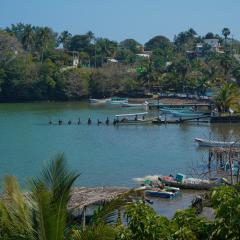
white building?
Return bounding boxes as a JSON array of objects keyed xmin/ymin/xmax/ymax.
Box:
[{"xmin": 204, "ymin": 39, "xmax": 220, "ymax": 52}]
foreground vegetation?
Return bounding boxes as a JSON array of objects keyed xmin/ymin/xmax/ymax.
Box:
[
  {"xmin": 1, "ymin": 24, "xmax": 240, "ymax": 102},
  {"xmin": 1, "ymin": 155, "xmax": 240, "ymax": 239}
]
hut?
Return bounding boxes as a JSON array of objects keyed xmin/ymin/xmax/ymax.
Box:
[
  {"xmin": 68, "ymin": 187, "xmax": 129, "ymax": 226},
  {"xmin": 208, "ymin": 147, "xmax": 240, "ymax": 183}
]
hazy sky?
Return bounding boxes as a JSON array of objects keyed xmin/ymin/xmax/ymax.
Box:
[{"xmin": 1, "ymin": 0, "xmax": 240, "ymax": 43}]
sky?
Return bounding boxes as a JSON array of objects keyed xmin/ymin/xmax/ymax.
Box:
[{"xmin": 1, "ymin": 0, "xmax": 240, "ymax": 44}]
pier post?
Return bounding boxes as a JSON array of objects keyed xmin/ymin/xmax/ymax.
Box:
[
  {"xmin": 82, "ymin": 206, "xmax": 86, "ymax": 230},
  {"xmin": 208, "ymin": 150, "xmax": 212, "ymax": 172}
]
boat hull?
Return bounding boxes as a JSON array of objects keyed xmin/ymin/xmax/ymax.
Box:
[
  {"xmin": 195, "ymin": 138, "xmax": 240, "ymax": 148},
  {"xmin": 115, "ymin": 119, "xmax": 153, "ymax": 125},
  {"xmin": 121, "ymin": 102, "xmax": 148, "ymax": 108},
  {"xmin": 145, "ymin": 190, "xmax": 177, "ymax": 199},
  {"xmin": 161, "ymin": 180, "xmax": 220, "ymax": 190},
  {"xmin": 89, "ymin": 98, "xmax": 109, "ymax": 104},
  {"xmin": 171, "ymin": 110, "xmax": 203, "ymax": 118}
]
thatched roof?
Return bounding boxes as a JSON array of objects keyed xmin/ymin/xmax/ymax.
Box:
[{"xmin": 68, "ymin": 187, "xmax": 129, "ymax": 212}]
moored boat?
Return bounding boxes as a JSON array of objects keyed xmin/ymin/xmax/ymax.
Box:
[
  {"xmin": 133, "ymin": 174, "xmax": 227, "ymax": 191},
  {"xmin": 145, "ymin": 189, "xmax": 178, "ymax": 199},
  {"xmin": 114, "ymin": 112, "xmax": 152, "ymax": 125},
  {"xmin": 194, "ymin": 138, "xmax": 240, "ymax": 148},
  {"xmin": 106, "ymin": 97, "xmax": 128, "ymax": 105},
  {"xmin": 121, "ymin": 101, "xmax": 148, "ymax": 108},
  {"xmin": 160, "ymin": 106, "xmax": 192, "ymax": 114},
  {"xmin": 170, "ymin": 110, "xmax": 204, "ymax": 118},
  {"xmin": 89, "ymin": 98, "xmax": 109, "ymax": 104}
]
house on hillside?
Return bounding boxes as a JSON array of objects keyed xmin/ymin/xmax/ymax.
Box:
[
  {"xmin": 136, "ymin": 51, "xmax": 152, "ymax": 60},
  {"xmin": 204, "ymin": 39, "xmax": 224, "ymax": 53}
]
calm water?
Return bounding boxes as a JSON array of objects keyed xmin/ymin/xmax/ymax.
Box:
[
  {"xmin": 1, "ymin": 102, "xmax": 240, "ymax": 188},
  {"xmin": 1, "ymin": 102, "xmax": 240, "ymax": 217}
]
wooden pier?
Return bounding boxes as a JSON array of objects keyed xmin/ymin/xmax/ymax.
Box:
[{"xmin": 148, "ymin": 103, "xmax": 214, "ymax": 110}]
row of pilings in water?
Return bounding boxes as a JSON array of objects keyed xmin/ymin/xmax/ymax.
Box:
[{"xmin": 48, "ymin": 117, "xmax": 119, "ymax": 126}]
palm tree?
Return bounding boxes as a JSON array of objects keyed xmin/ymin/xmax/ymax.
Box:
[
  {"xmin": 58, "ymin": 31, "xmax": 72, "ymax": 49},
  {"xmin": 222, "ymin": 27, "xmax": 231, "ymax": 45},
  {"xmin": 22, "ymin": 24, "xmax": 35, "ymax": 52},
  {"xmin": 37, "ymin": 27, "xmax": 52, "ymax": 63},
  {"xmin": 0, "ymin": 176, "xmax": 33, "ymax": 240},
  {"xmin": 214, "ymin": 83, "xmax": 240, "ymax": 113},
  {"xmin": 0, "ymin": 154, "xmax": 79, "ymax": 240}
]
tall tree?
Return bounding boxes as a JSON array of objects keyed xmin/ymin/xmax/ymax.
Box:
[
  {"xmin": 58, "ymin": 30, "xmax": 72, "ymax": 49},
  {"xmin": 222, "ymin": 27, "xmax": 231, "ymax": 46},
  {"xmin": 120, "ymin": 39, "xmax": 141, "ymax": 53},
  {"xmin": 22, "ymin": 24, "xmax": 35, "ymax": 52},
  {"xmin": 144, "ymin": 35, "xmax": 171, "ymax": 51}
]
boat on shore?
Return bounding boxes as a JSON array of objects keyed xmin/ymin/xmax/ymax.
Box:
[
  {"xmin": 114, "ymin": 112, "xmax": 152, "ymax": 125},
  {"xmin": 195, "ymin": 138, "xmax": 240, "ymax": 148},
  {"xmin": 160, "ymin": 178, "xmax": 222, "ymax": 190},
  {"xmin": 133, "ymin": 174, "xmax": 227, "ymax": 191}
]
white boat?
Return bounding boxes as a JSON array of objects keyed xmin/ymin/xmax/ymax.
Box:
[
  {"xmin": 195, "ymin": 138, "xmax": 240, "ymax": 148},
  {"xmin": 114, "ymin": 112, "xmax": 152, "ymax": 125},
  {"xmin": 89, "ymin": 98, "xmax": 109, "ymax": 104},
  {"xmin": 121, "ymin": 101, "xmax": 148, "ymax": 108},
  {"xmin": 106, "ymin": 97, "xmax": 128, "ymax": 105}
]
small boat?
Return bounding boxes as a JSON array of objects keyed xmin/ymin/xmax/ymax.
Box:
[
  {"xmin": 170, "ymin": 110, "xmax": 203, "ymax": 118},
  {"xmin": 145, "ymin": 190, "xmax": 178, "ymax": 199},
  {"xmin": 134, "ymin": 175, "xmax": 226, "ymax": 191},
  {"xmin": 121, "ymin": 101, "xmax": 148, "ymax": 108},
  {"xmin": 106, "ymin": 97, "xmax": 128, "ymax": 105},
  {"xmin": 160, "ymin": 106, "xmax": 192, "ymax": 114},
  {"xmin": 114, "ymin": 112, "xmax": 152, "ymax": 125},
  {"xmin": 161, "ymin": 179, "xmax": 223, "ymax": 190},
  {"xmin": 195, "ymin": 138, "xmax": 240, "ymax": 148},
  {"xmin": 89, "ymin": 98, "xmax": 109, "ymax": 104}
]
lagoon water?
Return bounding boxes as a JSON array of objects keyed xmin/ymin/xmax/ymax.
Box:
[
  {"xmin": 1, "ymin": 102, "xmax": 239, "ymax": 188},
  {"xmin": 2, "ymin": 102, "xmax": 240, "ymax": 217}
]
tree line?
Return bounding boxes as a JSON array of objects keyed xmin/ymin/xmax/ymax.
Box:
[{"xmin": 0, "ymin": 23, "xmax": 240, "ymax": 101}]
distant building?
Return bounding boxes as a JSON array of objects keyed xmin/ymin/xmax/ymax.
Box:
[
  {"xmin": 203, "ymin": 39, "xmax": 224, "ymax": 53},
  {"xmin": 136, "ymin": 53, "xmax": 151, "ymax": 58}
]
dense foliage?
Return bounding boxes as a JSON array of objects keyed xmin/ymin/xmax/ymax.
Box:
[
  {"xmin": 0, "ymin": 156, "xmax": 240, "ymax": 239},
  {"xmin": 0, "ymin": 24, "xmax": 240, "ymax": 101}
]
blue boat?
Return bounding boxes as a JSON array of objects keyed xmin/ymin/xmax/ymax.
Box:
[
  {"xmin": 160, "ymin": 107, "xmax": 192, "ymax": 114},
  {"xmin": 145, "ymin": 190, "xmax": 178, "ymax": 199},
  {"xmin": 169, "ymin": 110, "xmax": 204, "ymax": 118}
]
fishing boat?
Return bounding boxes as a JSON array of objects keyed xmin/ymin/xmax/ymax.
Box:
[
  {"xmin": 160, "ymin": 178, "xmax": 225, "ymax": 190},
  {"xmin": 195, "ymin": 138, "xmax": 240, "ymax": 148},
  {"xmin": 145, "ymin": 189, "xmax": 178, "ymax": 199},
  {"xmin": 133, "ymin": 175, "xmax": 227, "ymax": 191},
  {"xmin": 121, "ymin": 101, "xmax": 148, "ymax": 108},
  {"xmin": 114, "ymin": 112, "xmax": 152, "ymax": 125},
  {"xmin": 106, "ymin": 97, "xmax": 128, "ymax": 105},
  {"xmin": 89, "ymin": 98, "xmax": 109, "ymax": 104}
]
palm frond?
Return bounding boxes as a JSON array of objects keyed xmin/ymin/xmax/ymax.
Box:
[
  {"xmin": 0, "ymin": 176, "xmax": 33, "ymax": 240},
  {"xmin": 30, "ymin": 153, "xmax": 80, "ymax": 240},
  {"xmin": 91, "ymin": 189, "xmax": 143, "ymax": 225}
]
